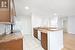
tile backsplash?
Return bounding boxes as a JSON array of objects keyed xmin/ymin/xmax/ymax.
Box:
[{"xmin": 0, "ymin": 24, "xmax": 11, "ymax": 35}]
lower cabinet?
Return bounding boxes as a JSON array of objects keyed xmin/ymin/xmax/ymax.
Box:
[
  {"xmin": 0, "ymin": 39, "xmax": 23, "ymax": 50},
  {"xmin": 33, "ymin": 28, "xmax": 38, "ymax": 39},
  {"xmin": 41, "ymin": 32, "xmax": 47, "ymax": 50}
]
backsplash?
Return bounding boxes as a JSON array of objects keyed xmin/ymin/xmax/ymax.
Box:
[{"xmin": 0, "ymin": 24, "xmax": 11, "ymax": 35}]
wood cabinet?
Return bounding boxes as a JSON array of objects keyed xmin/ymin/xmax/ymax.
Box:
[
  {"xmin": 41, "ymin": 32, "xmax": 47, "ymax": 50},
  {"xmin": 0, "ymin": 39, "xmax": 23, "ymax": 50},
  {"xmin": 0, "ymin": 32, "xmax": 23, "ymax": 50},
  {"xmin": 0, "ymin": 0, "xmax": 16, "ymax": 23},
  {"xmin": 33, "ymin": 27, "xmax": 48, "ymax": 50},
  {"xmin": 0, "ymin": 9, "xmax": 10, "ymax": 22},
  {"xmin": 0, "ymin": 0, "xmax": 10, "ymax": 22},
  {"xmin": 33, "ymin": 28, "xmax": 38, "ymax": 39}
]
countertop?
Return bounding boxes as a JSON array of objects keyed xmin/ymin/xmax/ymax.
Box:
[
  {"xmin": 33, "ymin": 27, "xmax": 63, "ymax": 33},
  {"xmin": 0, "ymin": 31, "xmax": 23, "ymax": 43}
]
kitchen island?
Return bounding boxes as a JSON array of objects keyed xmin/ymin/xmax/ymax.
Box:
[{"xmin": 33, "ymin": 27, "xmax": 63, "ymax": 50}]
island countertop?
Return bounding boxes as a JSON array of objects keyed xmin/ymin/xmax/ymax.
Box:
[{"xmin": 33, "ymin": 27, "xmax": 63, "ymax": 33}]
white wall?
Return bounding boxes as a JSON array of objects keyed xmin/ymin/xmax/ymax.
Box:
[
  {"xmin": 14, "ymin": 15, "xmax": 32, "ymax": 35},
  {"xmin": 32, "ymin": 15, "xmax": 50, "ymax": 28},
  {"xmin": 63, "ymin": 17, "xmax": 68, "ymax": 33},
  {"xmin": 14, "ymin": 0, "xmax": 32, "ymax": 35},
  {"xmin": 67, "ymin": 16, "xmax": 75, "ymax": 34},
  {"xmin": 32, "ymin": 14, "xmax": 63, "ymax": 28},
  {"xmin": 32, "ymin": 15, "xmax": 42, "ymax": 27}
]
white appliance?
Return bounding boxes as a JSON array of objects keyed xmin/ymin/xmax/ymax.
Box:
[{"xmin": 38, "ymin": 30, "xmax": 41, "ymax": 40}]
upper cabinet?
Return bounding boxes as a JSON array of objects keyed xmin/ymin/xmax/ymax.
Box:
[{"xmin": 0, "ymin": 0, "xmax": 16, "ymax": 23}]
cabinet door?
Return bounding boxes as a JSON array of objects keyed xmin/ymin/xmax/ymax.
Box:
[
  {"xmin": 41, "ymin": 32, "xmax": 47, "ymax": 50},
  {"xmin": 0, "ymin": 0, "xmax": 11, "ymax": 22},
  {"xmin": 0, "ymin": 39, "xmax": 23, "ymax": 50},
  {"xmin": 0, "ymin": 10, "xmax": 10, "ymax": 22}
]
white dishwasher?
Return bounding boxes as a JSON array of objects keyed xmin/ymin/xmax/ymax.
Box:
[{"xmin": 38, "ymin": 30, "xmax": 41, "ymax": 41}]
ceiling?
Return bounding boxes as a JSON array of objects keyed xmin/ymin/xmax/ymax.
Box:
[{"xmin": 14, "ymin": 0, "xmax": 75, "ymax": 17}]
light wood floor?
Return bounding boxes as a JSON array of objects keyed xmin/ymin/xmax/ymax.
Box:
[{"xmin": 62, "ymin": 33, "xmax": 75, "ymax": 50}]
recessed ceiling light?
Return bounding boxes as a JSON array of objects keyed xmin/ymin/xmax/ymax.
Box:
[
  {"xmin": 54, "ymin": 13, "xmax": 57, "ymax": 15},
  {"xmin": 24, "ymin": 6, "xmax": 30, "ymax": 10}
]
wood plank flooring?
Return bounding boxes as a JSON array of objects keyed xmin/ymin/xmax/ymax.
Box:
[{"xmin": 62, "ymin": 33, "xmax": 75, "ymax": 50}]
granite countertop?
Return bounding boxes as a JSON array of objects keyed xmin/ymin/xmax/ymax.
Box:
[
  {"xmin": 0, "ymin": 22, "xmax": 15, "ymax": 25},
  {"xmin": 34, "ymin": 27, "xmax": 63, "ymax": 33},
  {"xmin": 0, "ymin": 31, "xmax": 23, "ymax": 43}
]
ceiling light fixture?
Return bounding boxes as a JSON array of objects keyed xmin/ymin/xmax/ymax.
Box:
[{"xmin": 24, "ymin": 6, "xmax": 30, "ymax": 10}]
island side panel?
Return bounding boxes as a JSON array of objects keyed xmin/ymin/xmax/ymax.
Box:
[{"xmin": 48, "ymin": 30, "xmax": 63, "ymax": 50}]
